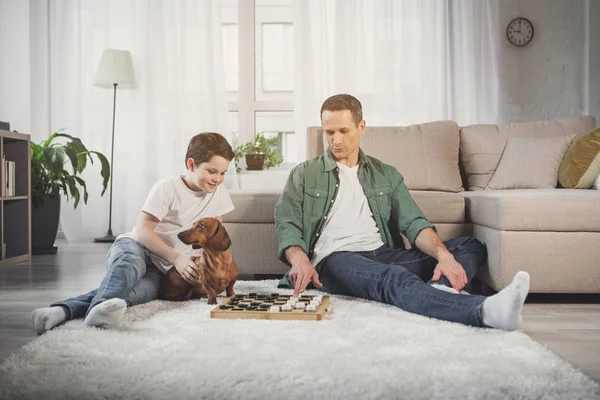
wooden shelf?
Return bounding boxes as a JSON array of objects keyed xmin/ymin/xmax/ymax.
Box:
[
  {"xmin": 1, "ymin": 130, "xmax": 31, "ymax": 267},
  {"xmin": 1, "ymin": 196, "xmax": 28, "ymax": 201},
  {"xmin": 0, "ymin": 254, "xmax": 29, "ymax": 267}
]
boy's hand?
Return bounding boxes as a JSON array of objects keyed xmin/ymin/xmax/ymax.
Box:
[{"xmin": 174, "ymin": 254, "xmax": 199, "ymax": 284}]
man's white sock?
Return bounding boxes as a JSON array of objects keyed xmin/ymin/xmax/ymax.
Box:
[
  {"xmin": 482, "ymin": 271, "xmax": 530, "ymax": 331},
  {"xmin": 31, "ymin": 306, "xmax": 68, "ymax": 335},
  {"xmin": 84, "ymin": 298, "xmax": 127, "ymax": 328}
]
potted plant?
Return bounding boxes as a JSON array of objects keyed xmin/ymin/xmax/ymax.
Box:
[
  {"xmin": 31, "ymin": 130, "xmax": 110, "ymax": 254},
  {"xmin": 233, "ymin": 132, "xmax": 284, "ymax": 173}
]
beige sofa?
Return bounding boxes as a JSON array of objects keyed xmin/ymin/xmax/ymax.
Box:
[{"xmin": 223, "ymin": 116, "xmax": 600, "ymax": 294}]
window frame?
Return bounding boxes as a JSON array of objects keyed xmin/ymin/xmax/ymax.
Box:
[{"xmin": 233, "ymin": 0, "xmax": 295, "ymax": 167}]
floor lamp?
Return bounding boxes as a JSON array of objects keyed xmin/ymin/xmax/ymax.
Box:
[{"xmin": 93, "ymin": 49, "xmax": 136, "ymax": 243}]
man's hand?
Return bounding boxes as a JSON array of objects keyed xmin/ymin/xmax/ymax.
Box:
[
  {"xmin": 173, "ymin": 254, "xmax": 200, "ymax": 284},
  {"xmin": 289, "ymin": 260, "xmax": 323, "ymax": 297},
  {"xmin": 431, "ymin": 254, "xmax": 467, "ymax": 292},
  {"xmin": 285, "ymin": 246, "xmax": 323, "ymax": 297}
]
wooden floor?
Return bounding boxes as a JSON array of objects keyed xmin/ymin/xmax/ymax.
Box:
[{"xmin": 0, "ymin": 240, "xmax": 599, "ymax": 384}]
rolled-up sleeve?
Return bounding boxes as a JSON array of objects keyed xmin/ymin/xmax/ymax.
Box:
[
  {"xmin": 275, "ymin": 164, "xmax": 308, "ymax": 266},
  {"xmin": 390, "ymin": 169, "xmax": 436, "ymax": 247}
]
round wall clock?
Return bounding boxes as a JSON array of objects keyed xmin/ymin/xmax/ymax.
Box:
[{"xmin": 506, "ymin": 17, "xmax": 534, "ymax": 47}]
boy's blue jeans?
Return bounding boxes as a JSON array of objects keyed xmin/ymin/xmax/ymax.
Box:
[
  {"xmin": 52, "ymin": 237, "xmax": 162, "ymax": 320},
  {"xmin": 316, "ymin": 237, "xmax": 489, "ymax": 327}
]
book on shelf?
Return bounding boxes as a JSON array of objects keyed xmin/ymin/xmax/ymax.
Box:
[
  {"xmin": 11, "ymin": 160, "xmax": 15, "ymax": 196},
  {"xmin": 2, "ymin": 156, "xmax": 16, "ymax": 197}
]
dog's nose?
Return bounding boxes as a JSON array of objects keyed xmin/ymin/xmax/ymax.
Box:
[{"xmin": 177, "ymin": 232, "xmax": 184, "ymax": 240}]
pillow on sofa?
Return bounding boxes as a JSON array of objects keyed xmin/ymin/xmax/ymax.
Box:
[
  {"xmin": 558, "ymin": 128, "xmax": 600, "ymax": 189},
  {"xmin": 486, "ymin": 134, "xmax": 576, "ymax": 190},
  {"xmin": 460, "ymin": 116, "xmax": 596, "ymax": 190}
]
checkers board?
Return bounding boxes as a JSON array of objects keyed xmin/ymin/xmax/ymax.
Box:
[{"xmin": 210, "ymin": 292, "xmax": 330, "ymax": 321}]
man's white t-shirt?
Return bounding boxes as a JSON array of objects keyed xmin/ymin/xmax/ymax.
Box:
[
  {"xmin": 119, "ymin": 176, "xmax": 234, "ymax": 273},
  {"xmin": 311, "ymin": 162, "xmax": 384, "ymax": 267}
]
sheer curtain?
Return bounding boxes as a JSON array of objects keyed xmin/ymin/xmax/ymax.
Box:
[
  {"xmin": 293, "ymin": 0, "xmax": 501, "ymax": 159},
  {"xmin": 30, "ymin": 0, "xmax": 236, "ymax": 241}
]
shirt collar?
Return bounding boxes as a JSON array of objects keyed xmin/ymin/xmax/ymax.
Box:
[{"xmin": 322, "ymin": 147, "xmax": 369, "ymax": 172}]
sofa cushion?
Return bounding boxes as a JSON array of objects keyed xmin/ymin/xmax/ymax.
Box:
[
  {"xmin": 462, "ymin": 189, "xmax": 600, "ymax": 231},
  {"xmin": 226, "ymin": 190, "xmax": 464, "ymax": 224},
  {"xmin": 408, "ymin": 191, "xmax": 465, "ymax": 223},
  {"xmin": 558, "ymin": 128, "xmax": 600, "ymax": 189},
  {"xmin": 224, "ymin": 190, "xmax": 281, "ymax": 223},
  {"xmin": 460, "ymin": 116, "xmax": 596, "ymax": 191},
  {"xmin": 486, "ymin": 134, "xmax": 575, "ymax": 190},
  {"xmin": 307, "ymin": 121, "xmax": 464, "ymax": 192}
]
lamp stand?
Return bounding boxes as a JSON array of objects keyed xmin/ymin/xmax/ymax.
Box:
[{"xmin": 95, "ymin": 83, "xmax": 118, "ymax": 243}]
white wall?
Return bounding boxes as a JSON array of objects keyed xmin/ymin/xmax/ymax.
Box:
[
  {"xmin": 499, "ymin": 0, "xmax": 595, "ymax": 124},
  {"xmin": 0, "ymin": 0, "xmax": 31, "ymax": 133}
]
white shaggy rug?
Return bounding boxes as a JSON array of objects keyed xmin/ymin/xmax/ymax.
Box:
[{"xmin": 1, "ymin": 280, "xmax": 599, "ymax": 400}]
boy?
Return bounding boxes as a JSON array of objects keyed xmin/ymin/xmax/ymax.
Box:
[{"xmin": 32, "ymin": 132, "xmax": 235, "ymax": 334}]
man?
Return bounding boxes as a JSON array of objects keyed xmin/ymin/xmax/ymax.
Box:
[{"xmin": 274, "ymin": 94, "xmax": 529, "ymax": 331}]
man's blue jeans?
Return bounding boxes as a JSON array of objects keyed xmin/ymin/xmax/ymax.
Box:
[
  {"xmin": 317, "ymin": 237, "xmax": 488, "ymax": 327},
  {"xmin": 52, "ymin": 237, "xmax": 162, "ymax": 320}
]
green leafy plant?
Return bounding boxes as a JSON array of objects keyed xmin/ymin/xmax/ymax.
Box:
[
  {"xmin": 31, "ymin": 130, "xmax": 110, "ymax": 208},
  {"xmin": 233, "ymin": 132, "xmax": 284, "ymax": 173}
]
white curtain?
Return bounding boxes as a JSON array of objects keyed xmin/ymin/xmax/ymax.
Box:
[
  {"xmin": 30, "ymin": 0, "xmax": 236, "ymax": 241},
  {"xmin": 293, "ymin": 0, "xmax": 501, "ymax": 159}
]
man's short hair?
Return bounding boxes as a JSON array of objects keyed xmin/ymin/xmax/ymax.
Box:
[
  {"xmin": 185, "ymin": 132, "xmax": 234, "ymax": 167},
  {"xmin": 320, "ymin": 94, "xmax": 363, "ymax": 126}
]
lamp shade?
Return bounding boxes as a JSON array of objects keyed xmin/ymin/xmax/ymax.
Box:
[{"xmin": 94, "ymin": 49, "xmax": 136, "ymax": 88}]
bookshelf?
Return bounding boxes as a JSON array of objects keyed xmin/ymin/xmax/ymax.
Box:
[{"xmin": 0, "ymin": 130, "xmax": 31, "ymax": 267}]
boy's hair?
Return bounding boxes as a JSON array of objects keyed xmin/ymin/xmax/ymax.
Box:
[
  {"xmin": 185, "ymin": 132, "xmax": 234, "ymax": 167},
  {"xmin": 320, "ymin": 94, "xmax": 363, "ymax": 126}
]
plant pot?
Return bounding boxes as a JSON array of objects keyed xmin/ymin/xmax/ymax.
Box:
[
  {"xmin": 245, "ymin": 154, "xmax": 266, "ymax": 171},
  {"xmin": 31, "ymin": 195, "xmax": 61, "ymax": 255}
]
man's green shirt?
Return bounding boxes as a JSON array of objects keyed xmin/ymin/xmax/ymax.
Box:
[{"xmin": 275, "ymin": 148, "xmax": 436, "ymax": 288}]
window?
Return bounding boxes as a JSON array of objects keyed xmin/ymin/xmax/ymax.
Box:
[{"xmin": 221, "ymin": 0, "xmax": 297, "ymax": 164}]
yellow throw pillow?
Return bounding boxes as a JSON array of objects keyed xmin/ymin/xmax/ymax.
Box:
[{"xmin": 559, "ymin": 128, "xmax": 600, "ymax": 189}]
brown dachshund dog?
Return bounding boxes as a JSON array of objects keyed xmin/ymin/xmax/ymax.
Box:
[{"xmin": 161, "ymin": 217, "xmax": 238, "ymax": 304}]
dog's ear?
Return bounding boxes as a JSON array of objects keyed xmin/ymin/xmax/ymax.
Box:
[{"xmin": 211, "ymin": 221, "xmax": 232, "ymax": 251}]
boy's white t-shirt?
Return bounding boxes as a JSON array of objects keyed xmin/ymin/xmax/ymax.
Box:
[{"xmin": 119, "ymin": 176, "xmax": 234, "ymax": 273}]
